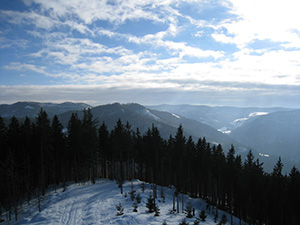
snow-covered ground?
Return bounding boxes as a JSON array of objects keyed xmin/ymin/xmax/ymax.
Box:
[
  {"xmin": 218, "ymin": 112, "xmax": 269, "ymax": 134},
  {"xmin": 1, "ymin": 179, "xmax": 246, "ymax": 225}
]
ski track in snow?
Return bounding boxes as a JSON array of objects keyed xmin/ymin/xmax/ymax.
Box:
[{"xmin": 2, "ymin": 179, "xmax": 247, "ymax": 225}]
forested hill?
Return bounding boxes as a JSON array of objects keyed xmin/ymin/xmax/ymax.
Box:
[
  {"xmin": 0, "ymin": 101, "xmax": 298, "ymax": 172},
  {"xmin": 58, "ymin": 103, "xmax": 241, "ymax": 151},
  {"xmin": 0, "ymin": 108, "xmax": 300, "ymax": 224}
]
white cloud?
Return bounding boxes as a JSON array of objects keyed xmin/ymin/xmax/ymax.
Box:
[
  {"xmin": 0, "ymin": 9, "xmax": 57, "ymax": 30},
  {"xmin": 0, "ymin": 37, "xmax": 29, "ymax": 49},
  {"xmin": 4, "ymin": 62, "xmax": 47, "ymax": 75},
  {"xmin": 213, "ymin": 0, "xmax": 300, "ymax": 49},
  {"xmin": 24, "ymin": 0, "xmax": 175, "ymax": 25},
  {"xmin": 0, "ymin": 8, "xmax": 93, "ymax": 34},
  {"xmin": 31, "ymin": 37, "xmax": 132, "ymax": 65}
]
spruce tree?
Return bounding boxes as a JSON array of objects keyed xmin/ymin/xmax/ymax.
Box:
[
  {"xmin": 133, "ymin": 201, "xmax": 138, "ymax": 212},
  {"xmin": 146, "ymin": 194, "xmax": 156, "ymax": 213},
  {"xmin": 81, "ymin": 108, "xmax": 98, "ymax": 184},
  {"xmin": 116, "ymin": 202, "xmax": 124, "ymax": 216},
  {"xmin": 36, "ymin": 108, "xmax": 52, "ymax": 196},
  {"xmin": 199, "ymin": 210, "xmax": 207, "ymax": 221},
  {"xmin": 179, "ymin": 218, "xmax": 189, "ymax": 225},
  {"xmin": 135, "ymin": 193, "xmax": 141, "ymax": 204},
  {"xmin": 272, "ymin": 157, "xmax": 283, "ymax": 177},
  {"xmin": 51, "ymin": 115, "xmax": 65, "ymax": 187},
  {"xmin": 98, "ymin": 122, "xmax": 110, "ymax": 178},
  {"xmin": 154, "ymin": 205, "xmax": 160, "ymax": 216}
]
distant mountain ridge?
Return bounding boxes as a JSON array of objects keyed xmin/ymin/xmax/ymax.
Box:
[
  {"xmin": 0, "ymin": 101, "xmax": 91, "ymax": 119},
  {"xmin": 230, "ymin": 109, "xmax": 300, "ymax": 164},
  {"xmin": 148, "ymin": 104, "xmax": 292, "ymax": 131},
  {"xmin": 148, "ymin": 104, "xmax": 300, "ymax": 172}
]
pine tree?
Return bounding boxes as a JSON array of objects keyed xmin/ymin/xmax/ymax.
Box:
[
  {"xmin": 81, "ymin": 108, "xmax": 98, "ymax": 184},
  {"xmin": 36, "ymin": 108, "xmax": 52, "ymax": 196},
  {"xmin": 116, "ymin": 202, "xmax": 124, "ymax": 216},
  {"xmin": 288, "ymin": 166, "xmax": 300, "ymax": 224},
  {"xmin": 146, "ymin": 194, "xmax": 156, "ymax": 213},
  {"xmin": 199, "ymin": 210, "xmax": 207, "ymax": 221},
  {"xmin": 98, "ymin": 122, "xmax": 110, "ymax": 178},
  {"xmin": 51, "ymin": 115, "xmax": 65, "ymax": 188},
  {"xmin": 129, "ymin": 183, "xmax": 136, "ymax": 201},
  {"xmin": 20, "ymin": 116, "xmax": 34, "ymax": 203},
  {"xmin": 154, "ymin": 205, "xmax": 160, "ymax": 216},
  {"xmin": 67, "ymin": 112, "xmax": 82, "ymax": 182},
  {"xmin": 272, "ymin": 157, "xmax": 283, "ymax": 177},
  {"xmin": 135, "ymin": 193, "xmax": 141, "ymax": 204},
  {"xmin": 133, "ymin": 201, "xmax": 138, "ymax": 212},
  {"xmin": 179, "ymin": 218, "xmax": 189, "ymax": 225}
]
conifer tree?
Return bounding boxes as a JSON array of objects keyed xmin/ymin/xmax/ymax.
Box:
[
  {"xmin": 154, "ymin": 205, "xmax": 160, "ymax": 216},
  {"xmin": 98, "ymin": 122, "xmax": 110, "ymax": 178},
  {"xmin": 20, "ymin": 116, "xmax": 33, "ymax": 203},
  {"xmin": 81, "ymin": 108, "xmax": 98, "ymax": 184},
  {"xmin": 51, "ymin": 115, "xmax": 65, "ymax": 187},
  {"xmin": 135, "ymin": 193, "xmax": 141, "ymax": 203},
  {"xmin": 179, "ymin": 218, "xmax": 189, "ymax": 225},
  {"xmin": 133, "ymin": 201, "xmax": 138, "ymax": 212},
  {"xmin": 273, "ymin": 157, "xmax": 283, "ymax": 177},
  {"xmin": 199, "ymin": 210, "xmax": 207, "ymax": 221},
  {"xmin": 36, "ymin": 108, "xmax": 52, "ymax": 196},
  {"xmin": 67, "ymin": 113, "xmax": 82, "ymax": 182},
  {"xmin": 146, "ymin": 194, "xmax": 156, "ymax": 213},
  {"xmin": 116, "ymin": 202, "xmax": 124, "ymax": 216}
]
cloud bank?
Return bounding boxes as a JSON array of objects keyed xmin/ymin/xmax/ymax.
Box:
[{"xmin": 0, "ymin": 0, "xmax": 300, "ymax": 107}]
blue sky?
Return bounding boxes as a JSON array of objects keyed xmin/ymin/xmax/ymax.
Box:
[{"xmin": 1, "ymin": 0, "xmax": 300, "ymax": 107}]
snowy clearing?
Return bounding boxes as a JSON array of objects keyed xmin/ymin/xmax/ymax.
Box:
[{"xmin": 1, "ymin": 179, "xmax": 246, "ymax": 225}]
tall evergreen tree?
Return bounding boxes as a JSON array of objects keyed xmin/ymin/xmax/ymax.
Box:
[
  {"xmin": 98, "ymin": 122, "xmax": 110, "ymax": 178},
  {"xmin": 20, "ymin": 117, "xmax": 33, "ymax": 203},
  {"xmin": 288, "ymin": 166, "xmax": 300, "ymax": 224},
  {"xmin": 36, "ymin": 108, "xmax": 52, "ymax": 196},
  {"xmin": 67, "ymin": 112, "xmax": 82, "ymax": 182},
  {"xmin": 51, "ymin": 115, "xmax": 66, "ymax": 187},
  {"xmin": 0, "ymin": 116, "xmax": 8, "ymax": 218},
  {"xmin": 81, "ymin": 108, "xmax": 98, "ymax": 184}
]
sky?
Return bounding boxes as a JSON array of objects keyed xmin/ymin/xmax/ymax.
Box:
[{"xmin": 1, "ymin": 0, "xmax": 300, "ymax": 108}]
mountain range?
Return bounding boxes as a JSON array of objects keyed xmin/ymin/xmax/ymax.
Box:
[
  {"xmin": 0, "ymin": 101, "xmax": 90, "ymax": 119},
  {"xmin": 1, "ymin": 101, "xmax": 299, "ymax": 173}
]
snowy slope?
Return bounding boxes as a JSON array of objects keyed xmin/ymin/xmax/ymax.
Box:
[
  {"xmin": 218, "ymin": 112, "xmax": 269, "ymax": 134},
  {"xmin": 1, "ymin": 179, "xmax": 246, "ymax": 225}
]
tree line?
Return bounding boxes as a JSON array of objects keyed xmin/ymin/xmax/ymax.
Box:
[{"xmin": 0, "ymin": 108, "xmax": 300, "ymax": 224}]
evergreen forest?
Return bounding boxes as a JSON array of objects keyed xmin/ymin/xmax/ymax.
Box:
[{"xmin": 0, "ymin": 108, "xmax": 300, "ymax": 225}]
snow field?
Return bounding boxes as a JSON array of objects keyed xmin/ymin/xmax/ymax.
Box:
[{"xmin": 2, "ymin": 179, "xmax": 246, "ymax": 225}]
